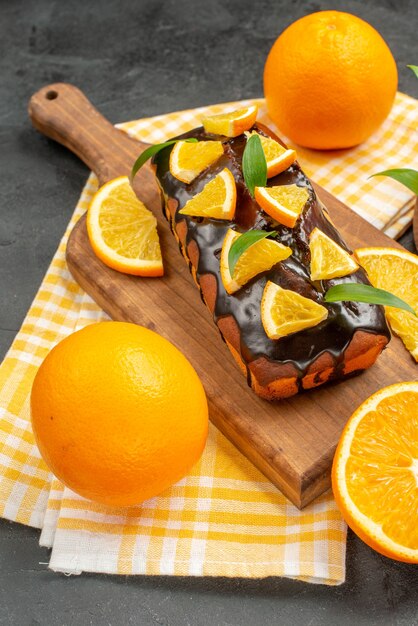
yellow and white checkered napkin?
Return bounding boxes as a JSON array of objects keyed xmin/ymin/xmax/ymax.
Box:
[{"xmin": 0, "ymin": 93, "xmax": 417, "ymax": 585}]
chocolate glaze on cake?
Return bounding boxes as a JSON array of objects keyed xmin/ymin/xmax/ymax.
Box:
[{"xmin": 153, "ymin": 123, "xmax": 390, "ymax": 398}]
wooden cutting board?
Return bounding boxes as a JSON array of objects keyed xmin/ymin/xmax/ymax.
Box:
[{"xmin": 28, "ymin": 83, "xmax": 417, "ymax": 508}]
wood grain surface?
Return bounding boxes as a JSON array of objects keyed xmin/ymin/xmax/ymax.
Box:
[{"xmin": 29, "ymin": 83, "xmax": 417, "ymax": 508}]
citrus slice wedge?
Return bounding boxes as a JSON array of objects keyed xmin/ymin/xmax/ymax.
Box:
[
  {"xmin": 178, "ymin": 168, "xmax": 236, "ymax": 220},
  {"xmin": 202, "ymin": 105, "xmax": 258, "ymax": 137},
  {"xmin": 245, "ymin": 131, "xmax": 296, "ymax": 178},
  {"xmin": 354, "ymin": 247, "xmax": 418, "ymax": 360},
  {"xmin": 169, "ymin": 140, "xmax": 224, "ymax": 184},
  {"xmin": 261, "ymin": 281, "xmax": 328, "ymax": 339},
  {"xmin": 86, "ymin": 176, "xmax": 163, "ymax": 276},
  {"xmin": 220, "ymin": 229, "xmax": 292, "ymax": 294},
  {"xmin": 309, "ymin": 227, "xmax": 359, "ymax": 281},
  {"xmin": 332, "ymin": 381, "xmax": 418, "ymax": 563},
  {"xmin": 254, "ymin": 184, "xmax": 309, "ymax": 228}
]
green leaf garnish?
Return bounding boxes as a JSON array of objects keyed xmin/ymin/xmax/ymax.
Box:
[
  {"xmin": 370, "ymin": 168, "xmax": 418, "ymax": 195},
  {"xmin": 407, "ymin": 65, "xmax": 418, "ymax": 79},
  {"xmin": 324, "ymin": 283, "xmax": 417, "ymax": 316},
  {"xmin": 242, "ymin": 134, "xmax": 267, "ymax": 197},
  {"xmin": 130, "ymin": 138, "xmax": 198, "ymax": 181},
  {"xmin": 228, "ymin": 229, "xmax": 276, "ymax": 276}
]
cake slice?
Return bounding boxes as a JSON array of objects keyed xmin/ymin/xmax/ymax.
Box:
[{"xmin": 152, "ymin": 122, "xmax": 390, "ymax": 400}]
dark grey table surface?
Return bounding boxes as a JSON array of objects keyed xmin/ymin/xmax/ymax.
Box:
[{"xmin": 1, "ymin": 1, "xmax": 418, "ymax": 624}]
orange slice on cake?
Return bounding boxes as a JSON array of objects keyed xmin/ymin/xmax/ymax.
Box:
[
  {"xmin": 261, "ymin": 281, "xmax": 328, "ymax": 339},
  {"xmin": 178, "ymin": 168, "xmax": 236, "ymax": 220},
  {"xmin": 246, "ymin": 131, "xmax": 296, "ymax": 178},
  {"xmin": 202, "ymin": 105, "xmax": 258, "ymax": 137},
  {"xmin": 169, "ymin": 140, "xmax": 224, "ymax": 184},
  {"xmin": 309, "ymin": 227, "xmax": 359, "ymax": 281},
  {"xmin": 255, "ymin": 184, "xmax": 309, "ymax": 228},
  {"xmin": 220, "ymin": 229, "xmax": 292, "ymax": 294}
]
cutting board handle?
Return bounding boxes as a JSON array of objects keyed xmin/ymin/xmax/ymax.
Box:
[{"xmin": 28, "ymin": 83, "xmax": 147, "ymax": 185}]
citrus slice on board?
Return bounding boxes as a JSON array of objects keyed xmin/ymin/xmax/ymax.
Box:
[
  {"xmin": 309, "ymin": 227, "xmax": 359, "ymax": 281},
  {"xmin": 202, "ymin": 105, "xmax": 258, "ymax": 137},
  {"xmin": 332, "ymin": 381, "xmax": 418, "ymax": 563},
  {"xmin": 86, "ymin": 176, "xmax": 163, "ymax": 276},
  {"xmin": 178, "ymin": 168, "xmax": 236, "ymax": 220},
  {"xmin": 169, "ymin": 140, "xmax": 224, "ymax": 184},
  {"xmin": 245, "ymin": 131, "xmax": 297, "ymax": 178},
  {"xmin": 354, "ymin": 247, "xmax": 418, "ymax": 361},
  {"xmin": 220, "ymin": 229, "xmax": 292, "ymax": 294},
  {"xmin": 254, "ymin": 184, "xmax": 309, "ymax": 228},
  {"xmin": 261, "ymin": 281, "xmax": 328, "ymax": 339}
]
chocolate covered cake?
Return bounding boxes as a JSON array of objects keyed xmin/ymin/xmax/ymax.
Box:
[{"xmin": 152, "ymin": 122, "xmax": 390, "ymax": 400}]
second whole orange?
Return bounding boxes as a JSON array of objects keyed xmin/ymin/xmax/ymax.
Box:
[
  {"xmin": 30, "ymin": 322, "xmax": 208, "ymax": 507},
  {"xmin": 263, "ymin": 11, "xmax": 398, "ymax": 150}
]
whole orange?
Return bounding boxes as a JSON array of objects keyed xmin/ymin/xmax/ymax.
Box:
[
  {"xmin": 263, "ymin": 11, "xmax": 398, "ymax": 149},
  {"xmin": 30, "ymin": 321, "xmax": 208, "ymax": 507}
]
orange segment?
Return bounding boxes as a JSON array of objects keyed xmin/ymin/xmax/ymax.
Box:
[
  {"xmin": 245, "ymin": 131, "xmax": 297, "ymax": 177},
  {"xmin": 169, "ymin": 140, "xmax": 224, "ymax": 184},
  {"xmin": 86, "ymin": 176, "xmax": 163, "ymax": 276},
  {"xmin": 255, "ymin": 184, "xmax": 309, "ymax": 228},
  {"xmin": 332, "ymin": 381, "xmax": 418, "ymax": 563},
  {"xmin": 202, "ymin": 105, "xmax": 258, "ymax": 137},
  {"xmin": 354, "ymin": 247, "xmax": 418, "ymax": 360},
  {"xmin": 309, "ymin": 227, "xmax": 359, "ymax": 280},
  {"xmin": 261, "ymin": 281, "xmax": 328, "ymax": 339},
  {"xmin": 178, "ymin": 168, "xmax": 236, "ymax": 220},
  {"xmin": 220, "ymin": 229, "xmax": 292, "ymax": 294}
]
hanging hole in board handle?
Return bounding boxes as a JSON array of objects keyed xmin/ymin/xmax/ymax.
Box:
[{"xmin": 45, "ymin": 89, "xmax": 58, "ymax": 100}]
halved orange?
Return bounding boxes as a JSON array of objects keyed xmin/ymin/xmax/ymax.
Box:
[
  {"xmin": 202, "ymin": 105, "xmax": 258, "ymax": 137},
  {"xmin": 178, "ymin": 168, "xmax": 236, "ymax": 220},
  {"xmin": 255, "ymin": 184, "xmax": 309, "ymax": 228},
  {"xmin": 309, "ymin": 227, "xmax": 359, "ymax": 281},
  {"xmin": 261, "ymin": 281, "xmax": 328, "ymax": 339},
  {"xmin": 220, "ymin": 229, "xmax": 292, "ymax": 294},
  {"xmin": 355, "ymin": 247, "xmax": 418, "ymax": 361},
  {"xmin": 169, "ymin": 140, "xmax": 224, "ymax": 184},
  {"xmin": 245, "ymin": 131, "xmax": 297, "ymax": 178},
  {"xmin": 86, "ymin": 176, "xmax": 163, "ymax": 276},
  {"xmin": 332, "ymin": 381, "xmax": 418, "ymax": 563}
]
